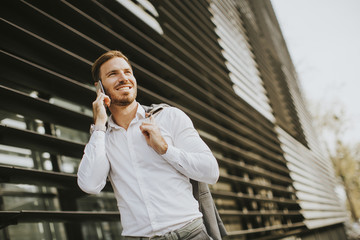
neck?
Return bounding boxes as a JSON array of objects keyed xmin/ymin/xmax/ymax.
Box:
[{"xmin": 110, "ymin": 101, "xmax": 138, "ymax": 130}]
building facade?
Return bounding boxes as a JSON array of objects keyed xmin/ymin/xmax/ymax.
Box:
[{"xmin": 0, "ymin": 0, "xmax": 347, "ymax": 239}]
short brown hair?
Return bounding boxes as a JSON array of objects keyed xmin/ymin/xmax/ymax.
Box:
[{"xmin": 91, "ymin": 50, "xmax": 131, "ymax": 82}]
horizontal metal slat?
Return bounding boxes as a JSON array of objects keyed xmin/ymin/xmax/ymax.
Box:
[
  {"xmin": 200, "ymin": 134, "xmax": 290, "ymax": 175},
  {"xmin": 211, "ymin": 190, "xmax": 298, "ymax": 205},
  {"xmin": 0, "ymin": 165, "xmax": 76, "ymax": 190},
  {"xmin": 219, "ymin": 209, "xmax": 301, "ymax": 217},
  {"xmin": 0, "ymin": 50, "xmax": 94, "ymax": 107},
  {"xmin": 218, "ymin": 156, "xmax": 293, "ymax": 185},
  {"xmin": 160, "ymin": 1, "xmax": 226, "ymax": 69},
  {"xmin": 1, "ymin": 18, "xmax": 92, "ymax": 83},
  {"xmin": 226, "ymin": 222, "xmax": 306, "ymax": 237},
  {"xmin": 0, "ymin": 210, "xmax": 119, "ymax": 229},
  {"xmin": 0, "ymin": 124, "xmax": 84, "ymax": 158},
  {"xmin": 175, "ymin": 1, "xmax": 222, "ymax": 50},
  {"xmin": 2, "ymin": 0, "xmax": 108, "ymax": 62},
  {"xmin": 0, "ymin": 191, "xmax": 56, "ymax": 198},
  {"xmin": 161, "ymin": 6, "xmax": 231, "ymax": 86},
  {"xmin": 0, "ymin": 165, "xmax": 112, "ymax": 192},
  {"xmin": 159, "ymin": 18, "xmax": 233, "ymax": 94},
  {"xmin": 0, "ymin": 84, "xmax": 92, "ymax": 132},
  {"xmin": 219, "ymin": 175, "xmax": 293, "ymax": 194}
]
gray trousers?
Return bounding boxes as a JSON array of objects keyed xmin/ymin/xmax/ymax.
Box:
[{"xmin": 123, "ymin": 218, "xmax": 212, "ymax": 240}]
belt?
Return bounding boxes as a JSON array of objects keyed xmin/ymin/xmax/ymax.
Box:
[{"xmin": 124, "ymin": 218, "xmax": 204, "ymax": 240}]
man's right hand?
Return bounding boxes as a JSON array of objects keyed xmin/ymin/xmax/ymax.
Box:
[{"xmin": 92, "ymin": 89, "xmax": 111, "ymax": 126}]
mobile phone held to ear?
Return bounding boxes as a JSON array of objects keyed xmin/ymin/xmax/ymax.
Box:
[
  {"xmin": 96, "ymin": 80, "xmax": 110, "ymax": 108},
  {"xmin": 96, "ymin": 80, "xmax": 106, "ymax": 95}
]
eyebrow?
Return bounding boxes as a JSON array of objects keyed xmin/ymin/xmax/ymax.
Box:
[
  {"xmin": 105, "ymin": 67, "xmax": 132, "ymax": 76},
  {"xmin": 106, "ymin": 70, "xmax": 117, "ymax": 76}
]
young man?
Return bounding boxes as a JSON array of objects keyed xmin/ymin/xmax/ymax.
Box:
[{"xmin": 77, "ymin": 50, "xmax": 219, "ymax": 239}]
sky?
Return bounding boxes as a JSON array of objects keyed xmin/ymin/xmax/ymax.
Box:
[{"xmin": 270, "ymin": 0, "xmax": 360, "ymax": 147}]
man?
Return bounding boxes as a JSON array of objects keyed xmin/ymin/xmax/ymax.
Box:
[{"xmin": 77, "ymin": 50, "xmax": 219, "ymax": 239}]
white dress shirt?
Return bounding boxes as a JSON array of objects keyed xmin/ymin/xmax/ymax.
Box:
[{"xmin": 77, "ymin": 103, "xmax": 219, "ymax": 237}]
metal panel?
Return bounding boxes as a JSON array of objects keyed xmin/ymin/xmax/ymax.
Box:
[{"xmin": 0, "ymin": 0, "xmax": 346, "ymax": 239}]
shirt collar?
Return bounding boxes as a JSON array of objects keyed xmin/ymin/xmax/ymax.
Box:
[{"xmin": 107, "ymin": 102, "xmax": 146, "ymax": 130}]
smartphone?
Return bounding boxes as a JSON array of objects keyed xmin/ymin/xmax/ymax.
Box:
[
  {"xmin": 96, "ymin": 80, "xmax": 106, "ymax": 95},
  {"xmin": 96, "ymin": 80, "xmax": 110, "ymax": 109}
]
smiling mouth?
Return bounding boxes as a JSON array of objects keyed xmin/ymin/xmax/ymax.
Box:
[{"xmin": 116, "ymin": 86, "xmax": 132, "ymax": 91}]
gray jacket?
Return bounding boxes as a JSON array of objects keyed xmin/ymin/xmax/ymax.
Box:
[
  {"xmin": 143, "ymin": 104, "xmax": 228, "ymax": 240},
  {"xmin": 191, "ymin": 180, "xmax": 228, "ymax": 239}
]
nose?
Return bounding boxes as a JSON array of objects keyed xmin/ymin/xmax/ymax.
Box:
[{"xmin": 117, "ymin": 71, "xmax": 128, "ymax": 82}]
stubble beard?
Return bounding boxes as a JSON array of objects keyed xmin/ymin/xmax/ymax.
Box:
[{"xmin": 110, "ymin": 90, "xmax": 137, "ymax": 107}]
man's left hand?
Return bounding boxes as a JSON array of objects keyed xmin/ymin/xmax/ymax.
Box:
[{"xmin": 140, "ymin": 116, "xmax": 168, "ymax": 155}]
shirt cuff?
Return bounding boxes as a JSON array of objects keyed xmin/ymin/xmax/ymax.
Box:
[
  {"xmin": 90, "ymin": 124, "xmax": 107, "ymax": 135},
  {"xmin": 89, "ymin": 130, "xmax": 106, "ymax": 144},
  {"xmin": 161, "ymin": 145, "xmax": 180, "ymax": 165}
]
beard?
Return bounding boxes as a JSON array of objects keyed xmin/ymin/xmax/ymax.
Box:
[{"xmin": 108, "ymin": 89, "xmax": 137, "ymax": 106}]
